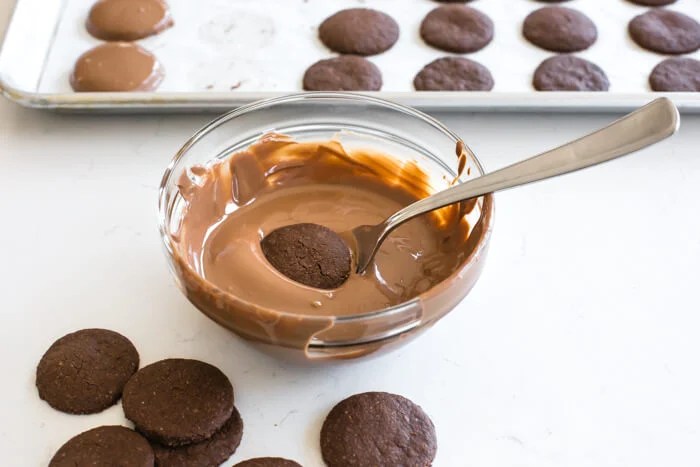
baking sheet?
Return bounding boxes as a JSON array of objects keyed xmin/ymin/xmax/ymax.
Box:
[{"xmin": 1, "ymin": 0, "xmax": 700, "ymax": 111}]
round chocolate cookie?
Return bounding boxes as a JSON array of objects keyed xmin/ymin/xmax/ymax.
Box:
[
  {"xmin": 318, "ymin": 8, "xmax": 399, "ymax": 56},
  {"xmin": 414, "ymin": 56, "xmax": 494, "ymax": 91},
  {"xmin": 261, "ymin": 223, "xmax": 351, "ymax": 290},
  {"xmin": 303, "ymin": 56, "xmax": 382, "ymax": 91},
  {"xmin": 233, "ymin": 458, "xmax": 302, "ymax": 467},
  {"xmin": 36, "ymin": 328, "xmax": 139, "ymax": 414},
  {"xmin": 420, "ymin": 5, "xmax": 494, "ymax": 53},
  {"xmin": 523, "ymin": 6, "xmax": 597, "ymax": 52},
  {"xmin": 649, "ymin": 57, "xmax": 700, "ymax": 91},
  {"xmin": 533, "ymin": 55, "xmax": 610, "ymax": 91},
  {"xmin": 151, "ymin": 406, "xmax": 243, "ymax": 466},
  {"xmin": 70, "ymin": 42, "xmax": 164, "ymax": 92},
  {"xmin": 321, "ymin": 392, "xmax": 437, "ymax": 467},
  {"xmin": 122, "ymin": 358, "xmax": 234, "ymax": 447},
  {"xmin": 49, "ymin": 426, "xmax": 154, "ymax": 467},
  {"xmin": 627, "ymin": 0, "xmax": 676, "ymax": 6},
  {"xmin": 629, "ymin": 9, "xmax": 700, "ymax": 55},
  {"xmin": 87, "ymin": 0, "xmax": 173, "ymax": 41}
]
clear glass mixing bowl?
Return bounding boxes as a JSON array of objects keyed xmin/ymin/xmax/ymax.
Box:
[{"xmin": 158, "ymin": 93, "xmax": 494, "ymax": 361}]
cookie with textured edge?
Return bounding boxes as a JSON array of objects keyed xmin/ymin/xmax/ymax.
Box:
[
  {"xmin": 36, "ymin": 328, "xmax": 139, "ymax": 414},
  {"xmin": 533, "ymin": 55, "xmax": 610, "ymax": 91},
  {"xmin": 414, "ymin": 56, "xmax": 494, "ymax": 91},
  {"xmin": 49, "ymin": 426, "xmax": 153, "ymax": 467},
  {"xmin": 122, "ymin": 358, "xmax": 234, "ymax": 447},
  {"xmin": 420, "ymin": 4, "xmax": 494, "ymax": 53},
  {"xmin": 303, "ymin": 56, "xmax": 382, "ymax": 91},
  {"xmin": 629, "ymin": 9, "xmax": 700, "ymax": 55},
  {"xmin": 319, "ymin": 8, "xmax": 399, "ymax": 56},
  {"xmin": 649, "ymin": 57, "xmax": 700, "ymax": 91},
  {"xmin": 233, "ymin": 458, "xmax": 302, "ymax": 467},
  {"xmin": 321, "ymin": 392, "xmax": 437, "ymax": 467},
  {"xmin": 523, "ymin": 6, "xmax": 597, "ymax": 52}
]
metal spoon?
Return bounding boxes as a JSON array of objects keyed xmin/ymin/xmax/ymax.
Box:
[{"xmin": 349, "ymin": 97, "xmax": 680, "ymax": 274}]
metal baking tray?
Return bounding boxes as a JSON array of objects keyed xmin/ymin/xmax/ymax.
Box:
[{"xmin": 1, "ymin": 0, "xmax": 699, "ymax": 113}]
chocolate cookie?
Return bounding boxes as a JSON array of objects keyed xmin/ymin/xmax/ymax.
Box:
[
  {"xmin": 151, "ymin": 406, "xmax": 243, "ymax": 466},
  {"xmin": 49, "ymin": 426, "xmax": 154, "ymax": 467},
  {"xmin": 420, "ymin": 5, "xmax": 494, "ymax": 53},
  {"xmin": 627, "ymin": 0, "xmax": 676, "ymax": 6},
  {"xmin": 320, "ymin": 392, "xmax": 437, "ymax": 467},
  {"xmin": 36, "ymin": 328, "xmax": 139, "ymax": 414},
  {"xmin": 629, "ymin": 9, "xmax": 700, "ymax": 55},
  {"xmin": 261, "ymin": 223, "xmax": 351, "ymax": 290},
  {"xmin": 533, "ymin": 55, "xmax": 610, "ymax": 91},
  {"xmin": 649, "ymin": 57, "xmax": 700, "ymax": 91},
  {"xmin": 122, "ymin": 358, "xmax": 234, "ymax": 447},
  {"xmin": 523, "ymin": 6, "xmax": 597, "ymax": 52},
  {"xmin": 87, "ymin": 0, "xmax": 173, "ymax": 41},
  {"xmin": 71, "ymin": 42, "xmax": 164, "ymax": 92},
  {"xmin": 414, "ymin": 56, "xmax": 494, "ymax": 91},
  {"xmin": 318, "ymin": 8, "xmax": 399, "ymax": 56},
  {"xmin": 303, "ymin": 56, "xmax": 382, "ymax": 91},
  {"xmin": 233, "ymin": 458, "xmax": 302, "ymax": 467}
]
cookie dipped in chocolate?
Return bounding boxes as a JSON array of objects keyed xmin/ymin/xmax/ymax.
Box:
[
  {"xmin": 71, "ymin": 42, "xmax": 163, "ymax": 92},
  {"xmin": 87, "ymin": 0, "xmax": 173, "ymax": 41},
  {"xmin": 173, "ymin": 134, "xmax": 475, "ymax": 317}
]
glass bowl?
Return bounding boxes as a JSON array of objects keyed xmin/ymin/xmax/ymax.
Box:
[{"xmin": 158, "ymin": 92, "xmax": 494, "ymax": 362}]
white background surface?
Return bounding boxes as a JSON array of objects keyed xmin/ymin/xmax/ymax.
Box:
[{"xmin": 2, "ymin": 3, "xmax": 700, "ymax": 467}]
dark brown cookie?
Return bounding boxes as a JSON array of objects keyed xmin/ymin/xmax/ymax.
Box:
[
  {"xmin": 420, "ymin": 5, "xmax": 494, "ymax": 53},
  {"xmin": 649, "ymin": 57, "xmax": 700, "ymax": 91},
  {"xmin": 261, "ymin": 223, "xmax": 351, "ymax": 290},
  {"xmin": 523, "ymin": 6, "xmax": 597, "ymax": 52},
  {"xmin": 533, "ymin": 55, "xmax": 610, "ymax": 91},
  {"xmin": 232, "ymin": 458, "xmax": 302, "ymax": 467},
  {"xmin": 49, "ymin": 426, "xmax": 154, "ymax": 467},
  {"xmin": 414, "ymin": 56, "xmax": 494, "ymax": 91},
  {"xmin": 318, "ymin": 8, "xmax": 399, "ymax": 56},
  {"xmin": 629, "ymin": 9, "xmax": 700, "ymax": 55},
  {"xmin": 627, "ymin": 0, "xmax": 676, "ymax": 6},
  {"xmin": 151, "ymin": 406, "xmax": 243, "ymax": 466},
  {"xmin": 303, "ymin": 56, "xmax": 382, "ymax": 91},
  {"xmin": 122, "ymin": 358, "xmax": 234, "ymax": 447},
  {"xmin": 87, "ymin": 0, "xmax": 173, "ymax": 41},
  {"xmin": 320, "ymin": 392, "xmax": 437, "ymax": 467},
  {"xmin": 36, "ymin": 328, "xmax": 139, "ymax": 414}
]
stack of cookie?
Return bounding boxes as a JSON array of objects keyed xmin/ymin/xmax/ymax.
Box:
[{"xmin": 71, "ymin": 0, "xmax": 173, "ymax": 92}]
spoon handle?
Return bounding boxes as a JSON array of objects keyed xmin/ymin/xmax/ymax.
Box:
[{"xmin": 384, "ymin": 97, "xmax": 679, "ymax": 229}]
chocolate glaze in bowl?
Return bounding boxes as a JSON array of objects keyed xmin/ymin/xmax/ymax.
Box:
[{"xmin": 159, "ymin": 93, "xmax": 494, "ymax": 361}]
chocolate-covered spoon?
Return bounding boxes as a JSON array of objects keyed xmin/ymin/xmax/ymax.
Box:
[{"xmin": 262, "ymin": 98, "xmax": 678, "ymax": 286}]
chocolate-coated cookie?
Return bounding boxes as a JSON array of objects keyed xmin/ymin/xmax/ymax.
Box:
[
  {"xmin": 627, "ymin": 0, "xmax": 676, "ymax": 6},
  {"xmin": 533, "ymin": 55, "xmax": 610, "ymax": 91},
  {"xmin": 87, "ymin": 0, "xmax": 173, "ymax": 41},
  {"xmin": 319, "ymin": 8, "xmax": 399, "ymax": 56},
  {"xmin": 71, "ymin": 42, "xmax": 164, "ymax": 92},
  {"xmin": 122, "ymin": 358, "xmax": 234, "ymax": 447},
  {"xmin": 36, "ymin": 328, "xmax": 139, "ymax": 414},
  {"xmin": 233, "ymin": 458, "xmax": 302, "ymax": 467},
  {"xmin": 649, "ymin": 57, "xmax": 700, "ymax": 91},
  {"xmin": 629, "ymin": 9, "xmax": 700, "ymax": 55},
  {"xmin": 420, "ymin": 5, "xmax": 494, "ymax": 53},
  {"xmin": 303, "ymin": 56, "xmax": 382, "ymax": 91},
  {"xmin": 414, "ymin": 56, "xmax": 494, "ymax": 91},
  {"xmin": 261, "ymin": 223, "xmax": 351, "ymax": 290},
  {"xmin": 151, "ymin": 406, "xmax": 243, "ymax": 466},
  {"xmin": 320, "ymin": 392, "xmax": 437, "ymax": 467},
  {"xmin": 49, "ymin": 426, "xmax": 154, "ymax": 467},
  {"xmin": 523, "ymin": 6, "xmax": 597, "ymax": 52}
]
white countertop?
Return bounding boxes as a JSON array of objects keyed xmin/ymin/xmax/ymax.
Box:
[{"xmin": 2, "ymin": 6, "xmax": 700, "ymax": 467}]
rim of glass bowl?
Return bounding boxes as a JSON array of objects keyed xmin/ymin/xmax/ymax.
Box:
[{"xmin": 158, "ymin": 92, "xmax": 494, "ymax": 343}]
